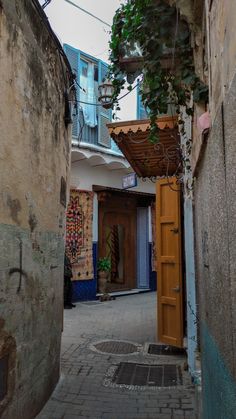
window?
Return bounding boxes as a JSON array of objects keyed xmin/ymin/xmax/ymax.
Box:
[
  {"xmin": 80, "ymin": 59, "xmax": 88, "ymax": 78},
  {"xmin": 94, "ymin": 65, "xmax": 98, "ymax": 82}
]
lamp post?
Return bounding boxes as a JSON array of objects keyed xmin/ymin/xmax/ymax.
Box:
[{"xmin": 98, "ymin": 79, "xmax": 114, "ymax": 109}]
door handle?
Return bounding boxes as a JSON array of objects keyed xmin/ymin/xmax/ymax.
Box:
[
  {"xmin": 172, "ymin": 286, "xmax": 180, "ymax": 293},
  {"xmin": 170, "ymin": 228, "xmax": 179, "ymax": 234}
]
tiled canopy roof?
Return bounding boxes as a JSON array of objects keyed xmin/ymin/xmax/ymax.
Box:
[{"xmin": 107, "ymin": 116, "xmax": 180, "ymax": 178}]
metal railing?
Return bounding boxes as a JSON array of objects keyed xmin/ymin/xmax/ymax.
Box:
[{"xmin": 77, "ymin": 110, "xmax": 123, "ymax": 155}]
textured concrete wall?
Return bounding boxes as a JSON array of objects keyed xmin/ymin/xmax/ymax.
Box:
[
  {"xmin": 184, "ymin": 198, "xmax": 197, "ymax": 377},
  {"xmin": 0, "ymin": 1, "xmax": 71, "ymax": 417},
  {"xmin": 208, "ymin": 0, "xmax": 236, "ymax": 120},
  {"xmin": 201, "ymin": 324, "xmax": 236, "ymax": 419},
  {"xmin": 194, "ymin": 64, "xmax": 236, "ymax": 419}
]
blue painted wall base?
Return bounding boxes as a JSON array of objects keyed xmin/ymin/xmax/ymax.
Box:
[
  {"xmin": 72, "ymin": 242, "xmax": 97, "ymax": 301},
  {"xmin": 72, "ymin": 279, "xmax": 97, "ymax": 301},
  {"xmin": 201, "ymin": 323, "xmax": 236, "ymax": 419}
]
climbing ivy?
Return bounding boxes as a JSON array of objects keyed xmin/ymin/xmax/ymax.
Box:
[{"xmin": 108, "ymin": 0, "xmax": 208, "ymax": 143}]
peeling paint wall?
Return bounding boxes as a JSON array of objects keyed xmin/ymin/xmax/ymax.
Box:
[
  {"xmin": 192, "ymin": 1, "xmax": 236, "ymax": 417},
  {"xmin": 207, "ymin": 0, "xmax": 236, "ymax": 121},
  {"xmin": 0, "ymin": 1, "xmax": 72, "ymax": 417}
]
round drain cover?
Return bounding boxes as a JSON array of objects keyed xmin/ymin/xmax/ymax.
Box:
[{"xmin": 93, "ymin": 340, "xmax": 139, "ymax": 354}]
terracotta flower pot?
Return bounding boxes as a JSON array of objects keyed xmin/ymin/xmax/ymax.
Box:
[{"xmin": 98, "ymin": 270, "xmax": 109, "ymax": 294}]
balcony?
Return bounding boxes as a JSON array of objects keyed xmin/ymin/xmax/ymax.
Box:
[{"xmin": 72, "ymin": 110, "xmax": 123, "ymax": 156}]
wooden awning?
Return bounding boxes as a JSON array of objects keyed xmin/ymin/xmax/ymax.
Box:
[{"xmin": 107, "ymin": 116, "xmax": 180, "ymax": 178}]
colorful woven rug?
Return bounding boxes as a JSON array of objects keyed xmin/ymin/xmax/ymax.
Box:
[{"xmin": 66, "ymin": 189, "xmax": 94, "ymax": 280}]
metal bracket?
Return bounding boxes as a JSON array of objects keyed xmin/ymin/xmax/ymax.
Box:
[{"xmin": 170, "ymin": 228, "xmax": 179, "ymax": 234}]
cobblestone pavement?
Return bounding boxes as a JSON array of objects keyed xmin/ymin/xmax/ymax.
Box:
[{"xmin": 37, "ymin": 292, "xmax": 196, "ymax": 419}]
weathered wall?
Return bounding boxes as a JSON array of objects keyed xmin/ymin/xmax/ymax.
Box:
[
  {"xmin": 193, "ymin": 1, "xmax": 236, "ymax": 416},
  {"xmin": 0, "ymin": 1, "xmax": 72, "ymax": 417},
  {"xmin": 207, "ymin": 0, "xmax": 236, "ymax": 120}
]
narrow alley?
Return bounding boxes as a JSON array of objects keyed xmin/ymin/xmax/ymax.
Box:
[
  {"xmin": 2, "ymin": 1, "xmax": 236, "ymax": 418},
  {"xmin": 37, "ymin": 293, "xmax": 195, "ymax": 419}
]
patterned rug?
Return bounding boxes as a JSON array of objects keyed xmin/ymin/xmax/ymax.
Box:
[{"xmin": 66, "ymin": 189, "xmax": 94, "ymax": 280}]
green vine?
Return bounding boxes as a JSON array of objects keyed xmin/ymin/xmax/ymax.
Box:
[{"xmin": 108, "ymin": 0, "xmax": 208, "ymax": 143}]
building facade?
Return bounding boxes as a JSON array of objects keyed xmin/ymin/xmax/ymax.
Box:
[
  {"xmin": 106, "ymin": 2, "xmax": 236, "ymax": 417},
  {"xmin": 0, "ymin": 1, "xmax": 73, "ymax": 417},
  {"xmin": 64, "ymin": 45, "xmax": 156, "ymax": 301},
  {"xmin": 189, "ymin": 1, "xmax": 236, "ymax": 417}
]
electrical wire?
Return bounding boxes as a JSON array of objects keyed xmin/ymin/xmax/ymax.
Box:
[
  {"xmin": 72, "ymin": 80, "xmax": 139, "ymax": 107},
  {"xmin": 42, "ymin": 0, "xmax": 52, "ymax": 9},
  {"xmin": 64, "ymin": 0, "xmax": 111, "ymax": 28}
]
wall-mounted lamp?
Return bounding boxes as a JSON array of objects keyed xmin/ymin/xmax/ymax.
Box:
[{"xmin": 98, "ymin": 79, "xmax": 114, "ymax": 109}]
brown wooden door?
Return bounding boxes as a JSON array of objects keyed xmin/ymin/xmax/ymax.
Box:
[
  {"xmin": 156, "ymin": 177, "xmax": 183, "ymax": 348},
  {"xmin": 98, "ymin": 194, "xmax": 136, "ymax": 290}
]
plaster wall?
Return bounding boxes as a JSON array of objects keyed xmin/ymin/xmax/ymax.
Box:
[
  {"xmin": 194, "ymin": 68, "xmax": 236, "ymax": 419},
  {"xmin": 0, "ymin": 1, "xmax": 71, "ymax": 417},
  {"xmin": 208, "ymin": 0, "xmax": 236, "ymax": 121},
  {"xmin": 184, "ymin": 198, "xmax": 197, "ymax": 377},
  {"xmin": 70, "ymin": 158, "xmax": 156, "ymax": 300},
  {"xmin": 71, "ymin": 159, "xmax": 156, "ymax": 194}
]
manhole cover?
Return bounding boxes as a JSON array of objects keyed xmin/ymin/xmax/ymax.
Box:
[
  {"xmin": 148, "ymin": 344, "xmax": 185, "ymax": 356},
  {"xmin": 113, "ymin": 362, "xmax": 182, "ymax": 387},
  {"xmin": 93, "ymin": 340, "xmax": 139, "ymax": 354}
]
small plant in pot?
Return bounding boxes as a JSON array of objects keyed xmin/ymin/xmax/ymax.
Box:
[{"xmin": 97, "ymin": 257, "xmax": 111, "ymax": 296}]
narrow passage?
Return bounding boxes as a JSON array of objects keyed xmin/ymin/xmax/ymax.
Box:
[{"xmin": 37, "ymin": 293, "xmax": 195, "ymax": 419}]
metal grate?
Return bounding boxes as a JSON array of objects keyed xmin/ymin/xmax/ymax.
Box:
[
  {"xmin": 148, "ymin": 344, "xmax": 185, "ymax": 356},
  {"xmin": 113, "ymin": 362, "xmax": 182, "ymax": 387},
  {"xmin": 0, "ymin": 355, "xmax": 8, "ymax": 401},
  {"xmin": 94, "ymin": 341, "xmax": 138, "ymax": 355}
]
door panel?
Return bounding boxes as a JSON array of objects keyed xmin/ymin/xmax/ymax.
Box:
[
  {"xmin": 99, "ymin": 200, "xmax": 136, "ymax": 290},
  {"xmin": 156, "ymin": 177, "xmax": 183, "ymax": 347},
  {"xmin": 104, "ymin": 213, "xmax": 126, "ymax": 285},
  {"xmin": 137, "ymin": 207, "xmax": 149, "ymax": 288}
]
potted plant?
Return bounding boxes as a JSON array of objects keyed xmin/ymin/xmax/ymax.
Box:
[
  {"xmin": 97, "ymin": 257, "xmax": 111, "ymax": 294},
  {"xmin": 109, "ymin": 0, "xmax": 208, "ymax": 144}
]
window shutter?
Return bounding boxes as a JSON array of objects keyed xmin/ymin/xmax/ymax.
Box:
[
  {"xmin": 111, "ymin": 139, "xmax": 122, "ymax": 154},
  {"xmin": 64, "ymin": 44, "xmax": 79, "ymax": 138},
  {"xmin": 137, "ymin": 88, "xmax": 148, "ymax": 120},
  {"xmin": 137, "ymin": 84, "xmax": 176, "ymax": 119},
  {"xmin": 98, "ymin": 62, "xmax": 111, "ymax": 148}
]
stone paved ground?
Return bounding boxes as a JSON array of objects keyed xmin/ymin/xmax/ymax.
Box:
[{"xmin": 37, "ymin": 292, "xmax": 196, "ymax": 419}]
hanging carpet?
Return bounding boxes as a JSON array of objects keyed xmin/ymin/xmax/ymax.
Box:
[{"xmin": 66, "ymin": 189, "xmax": 94, "ymax": 280}]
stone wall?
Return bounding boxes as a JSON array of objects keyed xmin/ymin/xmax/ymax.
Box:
[
  {"xmin": 207, "ymin": 0, "xmax": 236, "ymax": 120},
  {"xmin": 0, "ymin": 1, "xmax": 73, "ymax": 417},
  {"xmin": 193, "ymin": 1, "xmax": 236, "ymax": 417},
  {"xmin": 194, "ymin": 76, "xmax": 236, "ymax": 417}
]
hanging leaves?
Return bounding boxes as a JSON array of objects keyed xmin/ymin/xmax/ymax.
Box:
[{"xmin": 108, "ymin": 0, "xmax": 208, "ymax": 143}]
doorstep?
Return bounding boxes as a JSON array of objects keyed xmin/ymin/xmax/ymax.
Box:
[{"xmin": 96, "ymin": 288, "xmax": 151, "ymax": 298}]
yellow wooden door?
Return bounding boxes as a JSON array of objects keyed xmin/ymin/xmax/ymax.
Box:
[{"xmin": 156, "ymin": 177, "xmax": 183, "ymax": 348}]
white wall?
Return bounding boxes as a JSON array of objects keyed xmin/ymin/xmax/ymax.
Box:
[{"xmin": 70, "ymin": 159, "xmax": 156, "ymax": 194}]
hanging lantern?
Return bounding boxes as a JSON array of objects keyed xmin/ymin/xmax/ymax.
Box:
[{"xmin": 98, "ymin": 79, "xmax": 114, "ymax": 109}]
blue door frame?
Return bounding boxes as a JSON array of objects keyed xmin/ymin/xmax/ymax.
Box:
[{"xmin": 137, "ymin": 207, "xmax": 149, "ymax": 289}]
